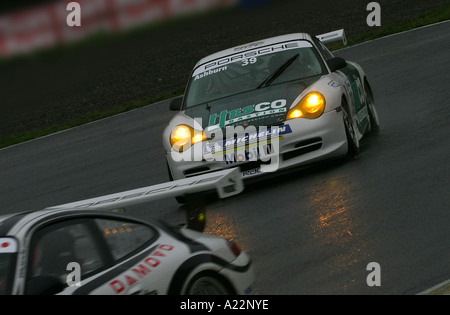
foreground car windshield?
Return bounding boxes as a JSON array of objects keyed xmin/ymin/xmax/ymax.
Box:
[{"xmin": 185, "ymin": 40, "xmax": 325, "ymax": 108}]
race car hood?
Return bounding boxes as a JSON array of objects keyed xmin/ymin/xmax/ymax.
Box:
[{"xmin": 184, "ymin": 76, "xmax": 319, "ymax": 131}]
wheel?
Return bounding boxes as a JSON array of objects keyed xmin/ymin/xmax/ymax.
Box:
[
  {"xmin": 166, "ymin": 161, "xmax": 186, "ymax": 204},
  {"xmin": 184, "ymin": 273, "xmax": 234, "ymax": 295},
  {"xmin": 364, "ymin": 82, "xmax": 380, "ymax": 135},
  {"xmin": 342, "ymin": 99, "xmax": 360, "ymax": 158}
]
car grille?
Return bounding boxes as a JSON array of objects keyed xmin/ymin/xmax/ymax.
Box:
[{"xmin": 183, "ymin": 137, "xmax": 323, "ymax": 177}]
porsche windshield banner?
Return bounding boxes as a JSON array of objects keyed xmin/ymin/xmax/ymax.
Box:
[{"xmin": 192, "ymin": 40, "xmax": 313, "ymax": 77}]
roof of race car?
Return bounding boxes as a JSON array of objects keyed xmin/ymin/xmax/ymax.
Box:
[
  {"xmin": 195, "ymin": 32, "xmax": 313, "ymax": 67},
  {"xmin": 0, "ymin": 208, "xmax": 148, "ymax": 238},
  {"xmin": 0, "ymin": 208, "xmax": 64, "ymax": 236}
]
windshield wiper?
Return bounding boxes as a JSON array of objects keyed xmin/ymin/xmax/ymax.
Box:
[{"xmin": 257, "ymin": 54, "xmax": 299, "ymax": 89}]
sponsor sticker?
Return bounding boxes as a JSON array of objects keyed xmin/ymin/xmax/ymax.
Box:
[
  {"xmin": 0, "ymin": 238, "xmax": 18, "ymax": 253},
  {"xmin": 242, "ymin": 168, "xmax": 262, "ymax": 177},
  {"xmin": 203, "ymin": 124, "xmax": 292, "ymax": 158},
  {"xmin": 108, "ymin": 244, "xmax": 174, "ymax": 294},
  {"xmin": 208, "ymin": 99, "xmax": 287, "ymax": 128},
  {"xmin": 224, "ymin": 143, "xmax": 273, "ymax": 165}
]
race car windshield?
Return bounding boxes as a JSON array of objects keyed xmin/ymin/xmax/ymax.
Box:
[
  {"xmin": 185, "ymin": 40, "xmax": 326, "ymax": 108},
  {"xmin": 0, "ymin": 253, "xmax": 16, "ymax": 295}
]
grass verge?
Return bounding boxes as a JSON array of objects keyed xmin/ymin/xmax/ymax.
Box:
[
  {"xmin": 327, "ymin": 3, "xmax": 450, "ymax": 50},
  {"xmin": 0, "ymin": 4, "xmax": 449, "ymax": 149},
  {"xmin": 0, "ymin": 86, "xmax": 185, "ymax": 149}
]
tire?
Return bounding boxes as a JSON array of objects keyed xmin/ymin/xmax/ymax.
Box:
[
  {"xmin": 364, "ymin": 82, "xmax": 380, "ymax": 135},
  {"xmin": 184, "ymin": 272, "xmax": 234, "ymax": 295},
  {"xmin": 342, "ymin": 99, "xmax": 360, "ymax": 158}
]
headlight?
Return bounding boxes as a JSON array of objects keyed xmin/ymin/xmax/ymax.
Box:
[
  {"xmin": 286, "ymin": 92, "xmax": 326, "ymax": 120},
  {"xmin": 170, "ymin": 124, "xmax": 206, "ymax": 152}
]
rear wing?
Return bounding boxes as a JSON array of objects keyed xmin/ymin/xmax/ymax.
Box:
[
  {"xmin": 46, "ymin": 168, "xmax": 243, "ymax": 211},
  {"xmin": 316, "ymin": 29, "xmax": 347, "ymax": 45},
  {"xmin": 45, "ymin": 168, "xmax": 243, "ymax": 232}
]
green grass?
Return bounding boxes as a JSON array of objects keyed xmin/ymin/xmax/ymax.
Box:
[
  {"xmin": 0, "ymin": 86, "xmax": 185, "ymax": 149},
  {"xmin": 357, "ymin": 3, "xmax": 450, "ymax": 41},
  {"xmin": 1, "ymin": 4, "xmax": 449, "ymax": 149},
  {"xmin": 327, "ymin": 3, "xmax": 450, "ymax": 51}
]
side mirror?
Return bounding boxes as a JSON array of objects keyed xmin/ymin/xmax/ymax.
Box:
[
  {"xmin": 327, "ymin": 57, "xmax": 347, "ymax": 72},
  {"xmin": 170, "ymin": 96, "xmax": 183, "ymax": 111}
]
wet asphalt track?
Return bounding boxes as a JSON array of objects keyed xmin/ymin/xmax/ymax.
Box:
[{"xmin": 1, "ymin": 21, "xmax": 449, "ymax": 294}]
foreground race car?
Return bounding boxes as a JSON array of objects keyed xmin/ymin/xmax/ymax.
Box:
[
  {"xmin": 0, "ymin": 169, "xmax": 255, "ymax": 295},
  {"xmin": 163, "ymin": 29, "xmax": 380, "ymax": 184}
]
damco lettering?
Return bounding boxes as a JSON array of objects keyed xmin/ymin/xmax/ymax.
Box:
[{"xmin": 109, "ymin": 244, "xmax": 174, "ymax": 294}]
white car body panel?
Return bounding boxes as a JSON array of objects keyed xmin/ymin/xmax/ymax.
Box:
[
  {"xmin": 163, "ymin": 29, "xmax": 378, "ymax": 181},
  {"xmin": 0, "ymin": 171, "xmax": 254, "ymax": 295}
]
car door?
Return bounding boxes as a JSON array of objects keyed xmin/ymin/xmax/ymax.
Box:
[
  {"xmin": 85, "ymin": 217, "xmax": 162, "ymax": 295},
  {"xmin": 313, "ymin": 37, "xmax": 369, "ymax": 134},
  {"xmin": 335, "ymin": 62, "xmax": 369, "ymax": 134},
  {"xmin": 25, "ymin": 217, "xmax": 112, "ymax": 295},
  {"xmin": 25, "ymin": 215, "xmax": 159, "ymax": 295}
]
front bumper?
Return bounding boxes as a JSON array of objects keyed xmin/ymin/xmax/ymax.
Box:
[{"xmin": 167, "ymin": 108, "xmax": 348, "ymax": 180}]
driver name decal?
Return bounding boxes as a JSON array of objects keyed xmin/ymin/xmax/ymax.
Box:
[{"xmin": 194, "ymin": 66, "xmax": 227, "ymax": 81}]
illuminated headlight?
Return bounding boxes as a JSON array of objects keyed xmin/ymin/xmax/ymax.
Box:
[
  {"xmin": 170, "ymin": 124, "xmax": 206, "ymax": 152},
  {"xmin": 286, "ymin": 92, "xmax": 326, "ymax": 120}
]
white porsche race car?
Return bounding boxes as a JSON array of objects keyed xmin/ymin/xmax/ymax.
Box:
[
  {"xmin": 0, "ymin": 169, "xmax": 255, "ymax": 295},
  {"xmin": 163, "ymin": 29, "xmax": 380, "ymax": 185}
]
